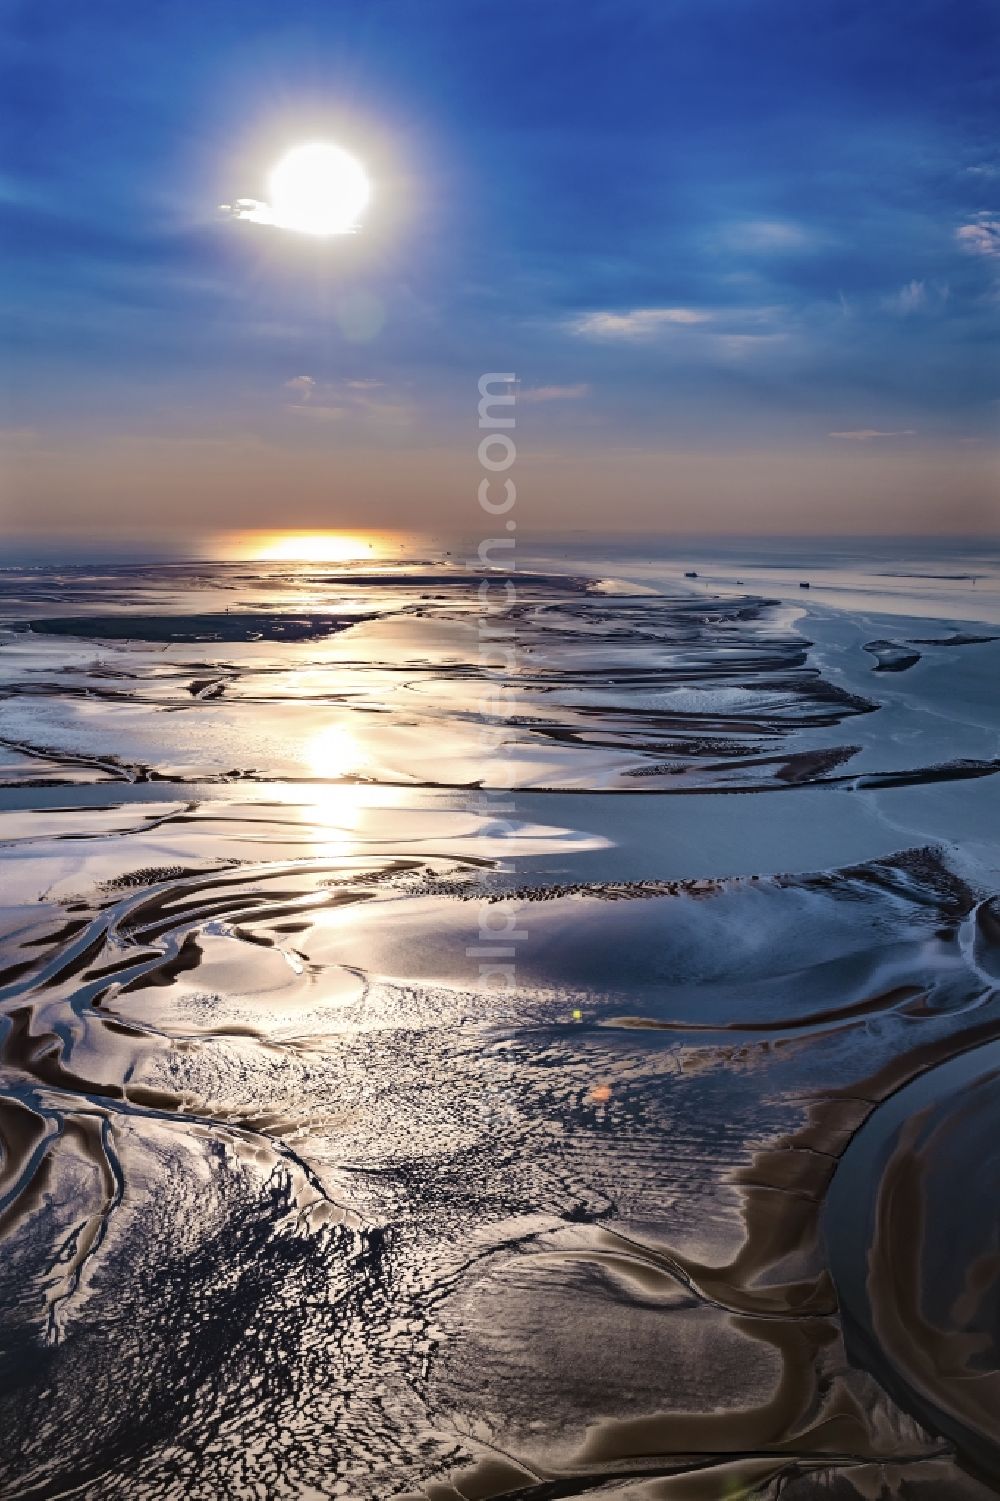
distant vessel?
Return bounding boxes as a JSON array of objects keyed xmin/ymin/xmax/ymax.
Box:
[
  {"xmin": 684, "ymin": 570, "xmax": 698, "ymax": 578},
  {"xmin": 799, "ymin": 581, "xmax": 810, "ymax": 588}
]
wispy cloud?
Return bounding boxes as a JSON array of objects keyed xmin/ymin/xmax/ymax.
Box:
[
  {"xmin": 571, "ymin": 307, "xmax": 712, "ymax": 338},
  {"xmin": 284, "ymin": 374, "xmax": 387, "ymax": 405},
  {"xmin": 519, "ymin": 383, "xmax": 591, "ymax": 402},
  {"xmin": 881, "ymin": 279, "xmax": 950, "ymax": 315},
  {"xmin": 829, "ymin": 428, "xmax": 917, "ymax": 441},
  {"xmin": 883, "ymin": 279, "xmax": 927, "ymax": 314},
  {"xmin": 281, "ymin": 374, "xmax": 414, "ymax": 430},
  {"xmin": 284, "ymin": 374, "xmax": 316, "ymax": 399},
  {"xmin": 712, "ymin": 332, "xmax": 789, "ymax": 360},
  {"xmin": 284, "ymin": 374, "xmax": 345, "ymax": 419},
  {"xmin": 287, "ymin": 405, "xmax": 348, "ymax": 422},
  {"xmin": 725, "ymin": 218, "xmax": 814, "ymax": 252},
  {"xmin": 956, "ymin": 214, "xmax": 1000, "ymax": 258}
]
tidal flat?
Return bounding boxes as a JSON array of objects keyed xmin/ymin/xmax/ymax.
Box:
[{"xmin": 0, "ymin": 548, "xmax": 998, "ymax": 1500}]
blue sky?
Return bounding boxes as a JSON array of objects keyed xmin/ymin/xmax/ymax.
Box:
[{"xmin": 2, "ymin": 0, "xmax": 998, "ymax": 539}]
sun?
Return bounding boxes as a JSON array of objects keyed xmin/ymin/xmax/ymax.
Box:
[
  {"xmin": 268, "ymin": 142, "xmax": 370, "ymax": 235},
  {"xmin": 224, "ymin": 141, "xmax": 371, "ymax": 236}
]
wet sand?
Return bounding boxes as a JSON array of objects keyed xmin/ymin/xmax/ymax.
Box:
[{"xmin": 0, "ymin": 554, "xmax": 998, "ymax": 1499}]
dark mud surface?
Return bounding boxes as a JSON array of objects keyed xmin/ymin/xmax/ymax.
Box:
[
  {"xmin": 863, "ymin": 640, "xmax": 923, "ymax": 673},
  {"xmin": 12, "ymin": 612, "xmax": 370, "ymax": 644}
]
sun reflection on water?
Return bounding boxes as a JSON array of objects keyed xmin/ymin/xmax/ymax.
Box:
[
  {"xmin": 250, "ymin": 532, "xmax": 383, "ymax": 563},
  {"xmin": 307, "ymin": 723, "xmax": 360, "ymax": 779},
  {"xmin": 300, "ymin": 784, "xmax": 363, "ymax": 854},
  {"xmin": 209, "ymin": 527, "xmax": 437, "ymax": 567},
  {"xmin": 295, "ymin": 723, "xmax": 363, "ymax": 855}
]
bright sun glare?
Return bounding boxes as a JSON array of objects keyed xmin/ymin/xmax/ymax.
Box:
[
  {"xmin": 224, "ymin": 141, "xmax": 371, "ymax": 235},
  {"xmin": 268, "ymin": 142, "xmax": 370, "ymax": 235}
]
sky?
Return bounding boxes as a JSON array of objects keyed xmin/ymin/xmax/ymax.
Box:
[{"xmin": 2, "ymin": 0, "xmax": 999, "ymax": 547}]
